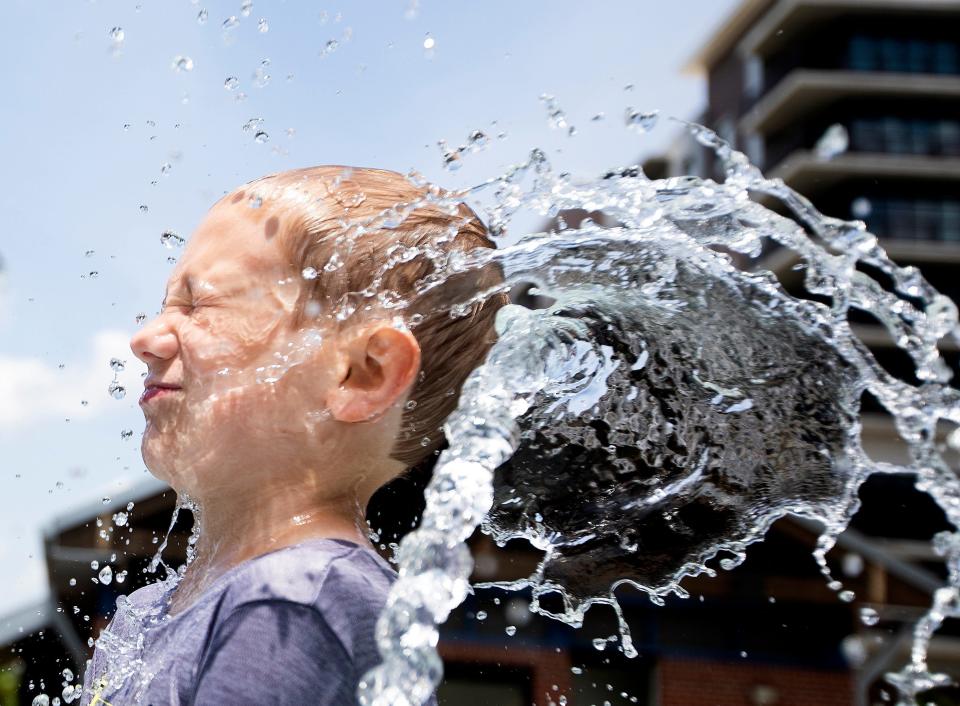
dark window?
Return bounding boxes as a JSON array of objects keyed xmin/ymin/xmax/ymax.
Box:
[
  {"xmin": 847, "ymin": 117, "xmax": 960, "ymax": 157},
  {"xmin": 845, "ymin": 35, "xmax": 960, "ymax": 75},
  {"xmin": 856, "ymin": 197, "xmax": 960, "ymax": 242}
]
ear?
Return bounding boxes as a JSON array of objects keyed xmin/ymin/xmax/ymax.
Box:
[{"xmin": 327, "ymin": 323, "xmax": 421, "ymax": 423}]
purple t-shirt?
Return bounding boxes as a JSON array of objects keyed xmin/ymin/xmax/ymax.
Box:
[{"xmin": 80, "ymin": 538, "xmax": 430, "ymax": 705}]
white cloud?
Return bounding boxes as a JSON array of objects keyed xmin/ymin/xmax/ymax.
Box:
[{"xmin": 0, "ymin": 330, "xmax": 146, "ymax": 428}]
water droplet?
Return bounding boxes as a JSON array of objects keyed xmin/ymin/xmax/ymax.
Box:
[
  {"xmin": 224, "ymin": 76, "xmax": 239, "ymax": 90},
  {"xmin": 242, "ymin": 117, "xmax": 263, "ymax": 132},
  {"xmin": 197, "ymin": 9, "xmax": 208, "ymax": 23},
  {"xmin": 62, "ymin": 669, "xmax": 73, "ymax": 683},
  {"xmin": 112, "ymin": 512, "xmax": 128, "ymax": 526},
  {"xmin": 98, "ymin": 566, "xmax": 113, "ymax": 585},
  {"xmin": 851, "ymin": 197, "xmax": 872, "ymax": 219},
  {"xmin": 108, "ymin": 382, "xmax": 126, "ymax": 399},
  {"xmin": 32, "ymin": 695, "xmax": 50, "ymax": 706},
  {"xmin": 80, "ymin": 400, "xmax": 89, "ymax": 407},
  {"xmin": 68, "ymin": 578, "xmax": 76, "ymax": 587},
  {"xmin": 139, "ymin": 204, "xmax": 148, "ymax": 214},
  {"xmin": 467, "ymin": 130, "xmax": 488, "ymax": 152},
  {"xmin": 814, "ymin": 123, "xmax": 849, "ymax": 160},
  {"xmin": 324, "ymin": 252, "xmax": 344, "ymax": 272},
  {"xmin": 321, "ymin": 39, "xmax": 339, "ymax": 56},
  {"xmin": 172, "ymin": 55, "xmax": 194, "ymax": 73},
  {"xmin": 109, "ymin": 358, "xmax": 125, "ymax": 373},
  {"xmin": 160, "ymin": 231, "xmax": 185, "ymax": 249},
  {"xmin": 439, "ymin": 141, "xmax": 462, "ymax": 171},
  {"xmin": 120, "ymin": 429, "xmax": 133, "ymax": 440},
  {"xmin": 108, "ymin": 27, "xmax": 124, "ymax": 43},
  {"xmin": 838, "ymin": 590, "xmax": 855, "ymax": 603},
  {"xmin": 404, "ymin": 399, "xmax": 418, "ymax": 410},
  {"xmin": 223, "ymin": 15, "xmax": 239, "ymax": 29},
  {"xmin": 135, "ymin": 313, "xmax": 146, "ymax": 324},
  {"xmin": 160, "ymin": 162, "xmax": 172, "ymax": 176},
  {"xmin": 116, "ymin": 570, "xmax": 128, "ymax": 584},
  {"xmin": 240, "ymin": 0, "xmax": 253, "ymax": 17},
  {"xmin": 254, "ymin": 131, "xmax": 269, "ymax": 144},
  {"xmin": 475, "ymin": 610, "xmax": 487, "ymax": 621},
  {"xmin": 504, "ymin": 625, "xmax": 516, "ymax": 636},
  {"xmin": 257, "ymin": 18, "xmax": 268, "ymax": 33},
  {"xmin": 739, "ymin": 650, "xmax": 748, "ymax": 658},
  {"xmin": 860, "ymin": 606, "xmax": 879, "ymax": 626},
  {"xmin": 101, "ymin": 497, "xmax": 111, "ymax": 505},
  {"xmin": 302, "ymin": 266, "xmax": 318, "ymax": 280},
  {"xmin": 420, "ymin": 436, "xmax": 431, "ymax": 447},
  {"xmin": 253, "ymin": 66, "xmax": 270, "ymax": 88},
  {"xmin": 625, "ymin": 108, "xmax": 659, "ymax": 134},
  {"xmin": 592, "ymin": 112, "xmax": 605, "ymax": 122},
  {"xmin": 90, "ymin": 560, "xmax": 99, "ymax": 570},
  {"xmin": 570, "ymin": 666, "xmax": 582, "ymax": 675},
  {"xmin": 540, "ymin": 93, "xmax": 571, "ymax": 132},
  {"xmin": 592, "ymin": 637, "xmax": 607, "ymax": 651},
  {"xmin": 84, "ymin": 249, "xmax": 95, "ymax": 257},
  {"xmin": 88, "ymin": 271, "xmax": 99, "ymax": 279},
  {"xmin": 423, "ymin": 34, "xmax": 435, "ymax": 50}
]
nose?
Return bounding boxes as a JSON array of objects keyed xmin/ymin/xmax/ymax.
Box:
[{"xmin": 130, "ymin": 314, "xmax": 179, "ymax": 364}]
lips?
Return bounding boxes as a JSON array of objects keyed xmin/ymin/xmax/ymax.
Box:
[{"xmin": 139, "ymin": 382, "xmax": 182, "ymax": 405}]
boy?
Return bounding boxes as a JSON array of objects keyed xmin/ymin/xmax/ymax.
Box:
[{"xmin": 80, "ymin": 166, "xmax": 505, "ymax": 705}]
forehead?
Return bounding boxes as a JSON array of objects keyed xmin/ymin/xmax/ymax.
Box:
[{"xmin": 171, "ymin": 198, "xmax": 291, "ymax": 286}]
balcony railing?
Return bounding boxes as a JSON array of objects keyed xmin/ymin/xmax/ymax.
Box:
[
  {"xmin": 847, "ymin": 35, "xmax": 960, "ymax": 76},
  {"xmin": 850, "ymin": 118, "xmax": 960, "ymax": 158},
  {"xmin": 758, "ymin": 34, "xmax": 960, "ymax": 105},
  {"xmin": 860, "ymin": 199, "xmax": 960, "ymax": 243}
]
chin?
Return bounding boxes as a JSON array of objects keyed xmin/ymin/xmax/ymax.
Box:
[{"xmin": 141, "ymin": 430, "xmax": 183, "ymax": 488}]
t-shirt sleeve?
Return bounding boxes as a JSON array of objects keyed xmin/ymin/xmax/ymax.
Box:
[{"xmin": 191, "ymin": 600, "xmax": 357, "ymax": 706}]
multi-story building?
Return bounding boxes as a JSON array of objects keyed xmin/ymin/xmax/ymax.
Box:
[{"xmin": 669, "ymin": 0, "xmax": 960, "ymax": 703}]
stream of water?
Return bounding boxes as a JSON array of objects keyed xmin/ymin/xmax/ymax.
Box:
[{"xmin": 355, "ymin": 123, "xmax": 960, "ymax": 706}]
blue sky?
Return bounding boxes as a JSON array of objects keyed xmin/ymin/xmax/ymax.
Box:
[{"xmin": 0, "ymin": 0, "xmax": 739, "ymax": 618}]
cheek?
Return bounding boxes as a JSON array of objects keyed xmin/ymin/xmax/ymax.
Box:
[{"xmin": 179, "ymin": 307, "xmax": 288, "ymax": 374}]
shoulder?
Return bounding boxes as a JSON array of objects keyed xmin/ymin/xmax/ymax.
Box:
[
  {"xmin": 214, "ymin": 539, "xmax": 396, "ymax": 659},
  {"xmin": 219, "ymin": 539, "xmax": 395, "ymax": 607}
]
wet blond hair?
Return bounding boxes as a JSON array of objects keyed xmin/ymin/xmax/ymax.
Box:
[{"xmin": 227, "ymin": 166, "xmax": 507, "ymax": 467}]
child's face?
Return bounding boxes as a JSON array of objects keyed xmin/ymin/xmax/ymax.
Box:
[{"xmin": 130, "ymin": 197, "xmax": 342, "ymax": 496}]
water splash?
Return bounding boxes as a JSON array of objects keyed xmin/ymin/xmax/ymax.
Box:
[{"xmin": 356, "ymin": 124, "xmax": 960, "ymax": 705}]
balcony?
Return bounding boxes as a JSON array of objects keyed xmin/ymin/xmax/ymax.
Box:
[
  {"xmin": 741, "ymin": 70, "xmax": 960, "ymax": 136},
  {"xmin": 768, "ymin": 151, "xmax": 960, "ymax": 192}
]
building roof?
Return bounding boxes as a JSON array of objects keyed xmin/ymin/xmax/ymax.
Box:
[
  {"xmin": 684, "ymin": 0, "xmax": 773, "ymax": 74},
  {"xmin": 685, "ymin": 0, "xmax": 960, "ymax": 74},
  {"xmin": 40, "ymin": 476, "xmax": 169, "ymax": 541},
  {"xmin": 0, "ymin": 599, "xmax": 55, "ymax": 647}
]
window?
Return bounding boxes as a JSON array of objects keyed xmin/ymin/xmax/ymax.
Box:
[
  {"xmin": 857, "ymin": 197, "xmax": 960, "ymax": 242},
  {"xmin": 845, "ymin": 35, "xmax": 960, "ymax": 75},
  {"xmin": 743, "ymin": 55, "xmax": 764, "ymax": 101},
  {"xmin": 848, "ymin": 117, "xmax": 960, "ymax": 157}
]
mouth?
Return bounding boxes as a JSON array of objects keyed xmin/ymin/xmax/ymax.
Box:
[{"xmin": 139, "ymin": 384, "xmax": 183, "ymax": 405}]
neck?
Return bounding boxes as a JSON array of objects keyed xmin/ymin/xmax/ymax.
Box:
[{"xmin": 168, "ymin": 480, "xmax": 372, "ymax": 614}]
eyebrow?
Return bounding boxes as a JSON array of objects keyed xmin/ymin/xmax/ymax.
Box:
[{"xmin": 162, "ymin": 274, "xmax": 194, "ymax": 307}]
